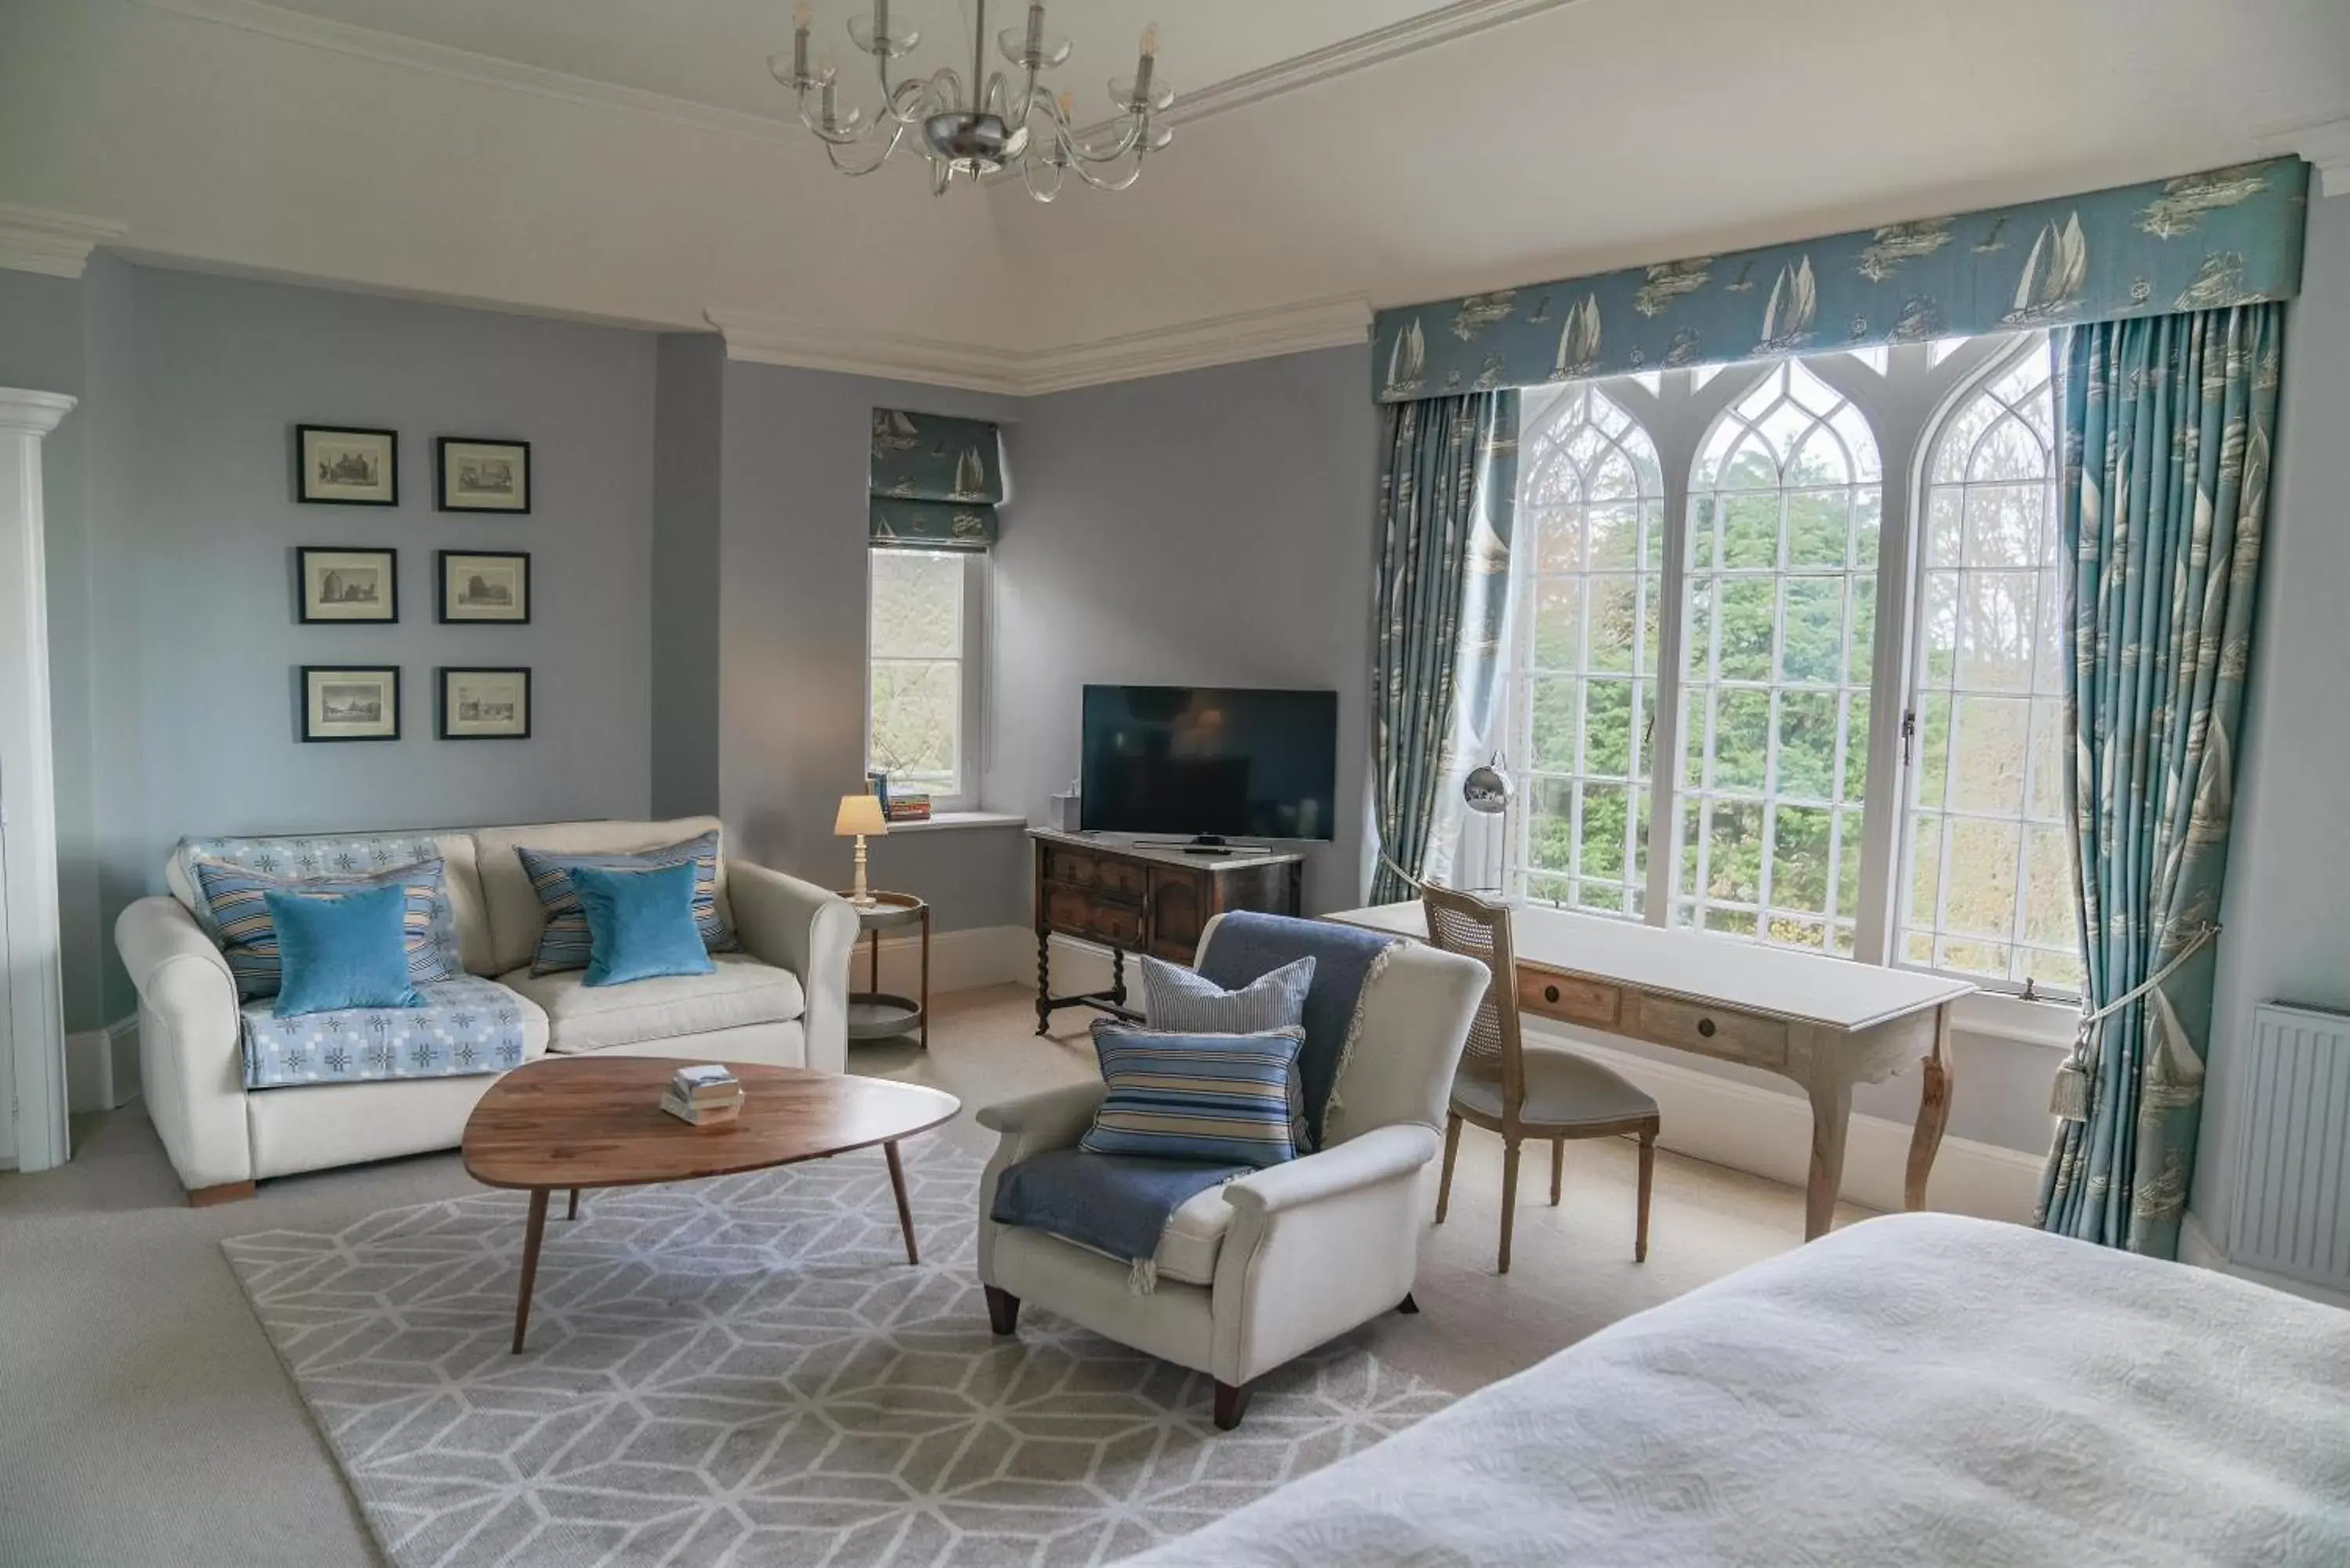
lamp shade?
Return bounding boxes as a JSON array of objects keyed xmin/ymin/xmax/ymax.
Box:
[{"xmin": 834, "ymin": 793, "xmax": 888, "ymax": 837}]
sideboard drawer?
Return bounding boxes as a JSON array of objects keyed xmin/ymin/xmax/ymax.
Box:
[
  {"xmin": 1517, "ymin": 967, "xmax": 1620, "ymax": 1029},
  {"xmin": 1627, "ymin": 992, "xmax": 1786, "ymax": 1069},
  {"xmin": 1046, "ymin": 847, "xmax": 1097, "ymax": 888},
  {"xmin": 1096, "ymin": 858, "xmax": 1148, "ymax": 899},
  {"xmin": 1044, "ymin": 885, "xmax": 1095, "ymax": 937},
  {"xmin": 1087, "ymin": 899, "xmax": 1146, "ymax": 950}
]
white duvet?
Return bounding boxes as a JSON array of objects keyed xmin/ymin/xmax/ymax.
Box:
[{"xmin": 1128, "ymin": 1215, "xmax": 2350, "ymax": 1567}]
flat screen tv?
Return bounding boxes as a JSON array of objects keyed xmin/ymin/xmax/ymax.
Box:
[{"xmin": 1080, "ymin": 685, "xmax": 1338, "ymax": 842}]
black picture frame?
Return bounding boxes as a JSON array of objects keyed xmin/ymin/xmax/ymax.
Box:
[
  {"xmin": 436, "ymin": 550, "xmax": 530, "ymax": 623},
  {"xmin": 436, "ymin": 437, "xmax": 532, "ymax": 515},
  {"xmin": 300, "ymin": 666, "xmax": 401, "ymax": 742},
  {"xmin": 296, "ymin": 425, "xmax": 400, "ymax": 507},
  {"xmin": 295, "ymin": 546, "xmax": 399, "ymax": 624},
  {"xmin": 438, "ymin": 667, "xmax": 532, "ymax": 740}
]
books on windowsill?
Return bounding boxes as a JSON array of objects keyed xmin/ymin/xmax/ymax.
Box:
[
  {"xmin": 884, "ymin": 792, "xmax": 931, "ymax": 823},
  {"xmin": 661, "ymin": 1064, "xmax": 745, "ymax": 1125}
]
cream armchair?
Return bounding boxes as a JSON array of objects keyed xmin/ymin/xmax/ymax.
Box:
[{"xmin": 976, "ymin": 914, "xmax": 1487, "ymax": 1429}]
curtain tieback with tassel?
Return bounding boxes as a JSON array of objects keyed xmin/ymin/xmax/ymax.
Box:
[{"xmin": 2050, "ymin": 923, "xmax": 2221, "ymax": 1123}]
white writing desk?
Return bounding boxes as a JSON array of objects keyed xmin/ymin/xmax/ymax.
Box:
[{"xmin": 1330, "ymin": 901, "xmax": 1974, "ymax": 1239}]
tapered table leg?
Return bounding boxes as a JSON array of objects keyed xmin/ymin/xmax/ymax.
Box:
[
  {"xmin": 566, "ymin": 1187, "xmax": 580, "ymax": 1222},
  {"xmin": 884, "ymin": 1140, "xmax": 919, "ymax": 1264},
  {"xmin": 512, "ymin": 1187, "xmax": 550, "ymax": 1353}
]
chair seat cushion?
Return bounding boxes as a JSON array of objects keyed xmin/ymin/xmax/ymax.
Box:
[
  {"xmin": 503, "ymin": 952, "xmax": 805, "ymax": 1054},
  {"xmin": 240, "ymin": 976, "xmax": 548, "ymax": 1089},
  {"xmin": 1452, "ymin": 1045, "xmax": 1658, "ymax": 1129}
]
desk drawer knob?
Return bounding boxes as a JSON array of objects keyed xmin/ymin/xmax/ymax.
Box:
[
  {"xmin": 1697, "ymin": 1017, "xmax": 1717, "ymax": 1039},
  {"xmin": 1544, "ymin": 985, "xmax": 1561, "ymax": 1004}
]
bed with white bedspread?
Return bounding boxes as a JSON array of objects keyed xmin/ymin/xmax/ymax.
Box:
[{"xmin": 1129, "ymin": 1214, "xmax": 2350, "ymax": 1567}]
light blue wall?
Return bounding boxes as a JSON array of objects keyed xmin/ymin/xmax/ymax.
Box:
[
  {"xmin": 44, "ymin": 262, "xmax": 662, "ymax": 1019},
  {"xmin": 651, "ymin": 333, "xmax": 724, "ymax": 820},
  {"xmin": 989, "ymin": 347, "xmax": 1382, "ymax": 918},
  {"xmin": 2197, "ymin": 193, "xmax": 2350, "ymax": 1247}
]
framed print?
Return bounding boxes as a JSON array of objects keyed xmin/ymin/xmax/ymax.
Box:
[
  {"xmin": 297, "ymin": 547, "xmax": 398, "ymax": 623},
  {"xmin": 439, "ymin": 667, "xmax": 531, "ymax": 739},
  {"xmin": 436, "ymin": 438, "xmax": 531, "ymax": 514},
  {"xmin": 302, "ymin": 666, "xmax": 400, "ymax": 742},
  {"xmin": 437, "ymin": 550, "xmax": 530, "ymax": 623},
  {"xmin": 297, "ymin": 426, "xmax": 398, "ymax": 506}
]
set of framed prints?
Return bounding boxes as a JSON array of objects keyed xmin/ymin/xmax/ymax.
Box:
[
  {"xmin": 301, "ymin": 667, "xmax": 532, "ymax": 742},
  {"xmin": 293, "ymin": 424, "xmax": 534, "ymax": 743},
  {"xmin": 296, "ymin": 427, "xmax": 531, "ymax": 513},
  {"xmin": 296, "ymin": 549, "xmax": 530, "ymax": 624}
]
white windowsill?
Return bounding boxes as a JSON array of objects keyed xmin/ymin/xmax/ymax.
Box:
[
  {"xmin": 1953, "ymin": 989, "xmax": 2077, "ymax": 1050},
  {"xmin": 880, "ymin": 811, "xmax": 1029, "ymax": 835}
]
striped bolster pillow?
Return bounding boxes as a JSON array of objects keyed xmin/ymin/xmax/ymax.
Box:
[
  {"xmin": 515, "ymin": 830, "xmax": 739, "ymax": 976},
  {"xmin": 1079, "ymin": 1022, "xmax": 1308, "ymax": 1169},
  {"xmin": 191, "ymin": 857, "xmax": 461, "ymax": 1002}
]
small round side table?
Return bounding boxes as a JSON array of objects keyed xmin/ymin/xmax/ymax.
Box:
[{"xmin": 841, "ymin": 891, "xmax": 929, "ymax": 1050}]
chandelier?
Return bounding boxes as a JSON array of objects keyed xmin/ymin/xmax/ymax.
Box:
[{"xmin": 771, "ymin": 2, "xmax": 1173, "ymax": 201}]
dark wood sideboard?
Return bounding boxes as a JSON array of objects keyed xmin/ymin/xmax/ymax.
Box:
[{"xmin": 1029, "ymin": 828, "xmax": 1304, "ymax": 1034}]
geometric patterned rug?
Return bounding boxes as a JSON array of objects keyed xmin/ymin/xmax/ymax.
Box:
[{"xmin": 222, "ymin": 1134, "xmax": 1454, "ymax": 1567}]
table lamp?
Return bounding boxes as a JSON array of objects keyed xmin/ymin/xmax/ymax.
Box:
[{"xmin": 835, "ymin": 793, "xmax": 889, "ymax": 907}]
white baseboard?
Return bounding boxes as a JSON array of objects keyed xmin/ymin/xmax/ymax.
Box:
[
  {"xmin": 854, "ymin": 924, "xmax": 1036, "ymax": 1003},
  {"xmin": 65, "ymin": 1016, "xmax": 140, "ymax": 1113},
  {"xmin": 2180, "ymin": 1212, "xmax": 2350, "ymax": 1311}
]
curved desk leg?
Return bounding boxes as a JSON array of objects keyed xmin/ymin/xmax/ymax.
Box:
[
  {"xmin": 1905, "ymin": 1003, "xmax": 1956, "ymax": 1212},
  {"xmin": 1803, "ymin": 1070, "xmax": 1853, "ymax": 1243}
]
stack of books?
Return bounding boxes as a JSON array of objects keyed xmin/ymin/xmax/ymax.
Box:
[
  {"xmin": 884, "ymin": 789, "xmax": 931, "ymax": 823},
  {"xmin": 660, "ymin": 1064, "xmax": 745, "ymax": 1125}
]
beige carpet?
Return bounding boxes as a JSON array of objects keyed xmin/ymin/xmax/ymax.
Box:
[{"xmin": 0, "ymin": 985, "xmax": 1871, "ymax": 1568}]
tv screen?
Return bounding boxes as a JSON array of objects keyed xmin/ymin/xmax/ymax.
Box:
[{"xmin": 1080, "ymin": 685, "xmax": 1338, "ymax": 841}]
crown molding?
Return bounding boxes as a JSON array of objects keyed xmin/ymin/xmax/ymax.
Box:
[
  {"xmin": 707, "ymin": 294, "xmax": 1372, "ymax": 396},
  {"xmin": 1014, "ymin": 294, "xmax": 1374, "ymax": 395},
  {"xmin": 704, "ymin": 311, "xmax": 1023, "ymax": 395},
  {"xmin": 1159, "ymin": 0, "xmax": 1586, "ymax": 129},
  {"xmin": 0, "ymin": 204, "xmax": 128, "ymax": 280},
  {"xmin": 2259, "ymin": 114, "xmax": 2350, "ymax": 197}
]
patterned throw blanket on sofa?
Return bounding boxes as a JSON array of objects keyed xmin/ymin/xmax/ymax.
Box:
[{"xmin": 240, "ymin": 977, "xmax": 529, "ymax": 1089}]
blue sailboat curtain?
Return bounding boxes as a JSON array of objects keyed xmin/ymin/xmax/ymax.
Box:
[
  {"xmin": 870, "ymin": 409, "xmax": 1004, "ymax": 549},
  {"xmin": 1370, "ymin": 391, "xmax": 1518, "ymax": 905},
  {"xmin": 2036, "ymin": 304, "xmax": 2283, "ymax": 1260},
  {"xmin": 1370, "ymin": 158, "xmax": 2308, "ymax": 403}
]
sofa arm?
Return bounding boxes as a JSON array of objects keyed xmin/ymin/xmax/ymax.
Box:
[
  {"xmin": 975, "ymin": 1080, "xmax": 1108, "ymax": 1284},
  {"xmin": 1223, "ymin": 1123, "xmax": 1441, "ymax": 1217},
  {"xmin": 1212, "ymin": 1123, "xmax": 1441, "ymax": 1387},
  {"xmin": 728, "ymin": 860, "xmax": 859, "ymax": 1075},
  {"xmin": 114, "ymin": 896, "xmax": 251, "ymax": 1193}
]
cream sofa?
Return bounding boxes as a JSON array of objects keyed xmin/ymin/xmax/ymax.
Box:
[{"xmin": 114, "ymin": 816, "xmax": 857, "ymax": 1203}]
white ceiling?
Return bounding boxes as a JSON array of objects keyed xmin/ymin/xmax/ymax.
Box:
[
  {"xmin": 3, "ymin": 0, "xmax": 2345, "ymax": 372},
  {"xmin": 234, "ymin": 0, "xmax": 1459, "ymax": 122}
]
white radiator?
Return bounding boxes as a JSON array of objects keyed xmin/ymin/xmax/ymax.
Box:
[{"xmin": 2228, "ymin": 1003, "xmax": 2350, "ymax": 1292}]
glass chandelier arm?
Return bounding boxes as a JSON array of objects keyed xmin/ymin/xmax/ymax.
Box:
[
  {"xmin": 1061, "ymin": 115, "xmax": 1146, "ymax": 166},
  {"xmin": 795, "ymin": 81, "xmax": 874, "ymax": 146},
  {"xmin": 825, "ymin": 121, "xmax": 909, "ymax": 176},
  {"xmin": 1062, "ymin": 149, "xmax": 1148, "ymax": 193}
]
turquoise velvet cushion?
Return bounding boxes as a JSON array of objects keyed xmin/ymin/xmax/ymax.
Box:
[
  {"xmin": 266, "ymin": 883, "xmax": 428, "ymax": 1018},
  {"xmin": 569, "ymin": 861, "xmax": 718, "ymax": 988}
]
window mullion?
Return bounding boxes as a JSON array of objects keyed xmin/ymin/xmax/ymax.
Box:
[
  {"xmin": 1644, "ymin": 469, "xmax": 1693, "ymax": 928},
  {"xmin": 1853, "ymin": 420, "xmax": 1922, "ymax": 968}
]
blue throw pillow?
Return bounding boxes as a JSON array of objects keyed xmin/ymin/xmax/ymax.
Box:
[
  {"xmin": 1080, "ymin": 1021, "xmax": 1307, "ymax": 1169},
  {"xmin": 1140, "ymin": 953, "xmax": 1318, "ymax": 1150},
  {"xmin": 569, "ymin": 860, "xmax": 718, "ymax": 988},
  {"xmin": 515, "ymin": 831, "xmax": 738, "ymax": 976},
  {"xmin": 267, "ymin": 883, "xmax": 428, "ymax": 1018}
]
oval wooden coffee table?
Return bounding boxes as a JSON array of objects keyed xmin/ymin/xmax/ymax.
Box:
[{"xmin": 461, "ymin": 1057, "xmax": 960, "ymax": 1352}]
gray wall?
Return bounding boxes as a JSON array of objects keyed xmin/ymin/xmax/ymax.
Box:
[
  {"xmin": 650, "ymin": 333, "xmax": 722, "ymax": 818},
  {"xmin": 60, "ymin": 263, "xmax": 661, "ymax": 1019},
  {"xmin": 989, "ymin": 347, "xmax": 1380, "ymax": 918},
  {"xmin": 710, "ymin": 358, "xmax": 1030, "ymax": 930},
  {"xmin": 2196, "ymin": 193, "xmax": 2350, "ymax": 1247}
]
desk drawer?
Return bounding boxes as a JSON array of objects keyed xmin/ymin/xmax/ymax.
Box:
[
  {"xmin": 1628, "ymin": 992, "xmax": 1786, "ymax": 1069},
  {"xmin": 1517, "ymin": 967, "xmax": 1620, "ymax": 1029}
]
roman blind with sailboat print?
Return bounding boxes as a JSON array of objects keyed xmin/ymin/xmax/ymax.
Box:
[
  {"xmin": 1371, "ymin": 157, "xmax": 2310, "ymax": 404},
  {"xmin": 870, "ymin": 408, "xmax": 1006, "ymax": 549}
]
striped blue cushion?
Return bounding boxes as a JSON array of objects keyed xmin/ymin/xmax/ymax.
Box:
[
  {"xmin": 515, "ymin": 830, "xmax": 738, "ymax": 976},
  {"xmin": 191, "ymin": 857, "xmax": 461, "ymax": 1002},
  {"xmin": 1140, "ymin": 953, "xmax": 1318, "ymax": 1151},
  {"xmin": 1080, "ymin": 1022, "xmax": 1307, "ymax": 1169}
]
